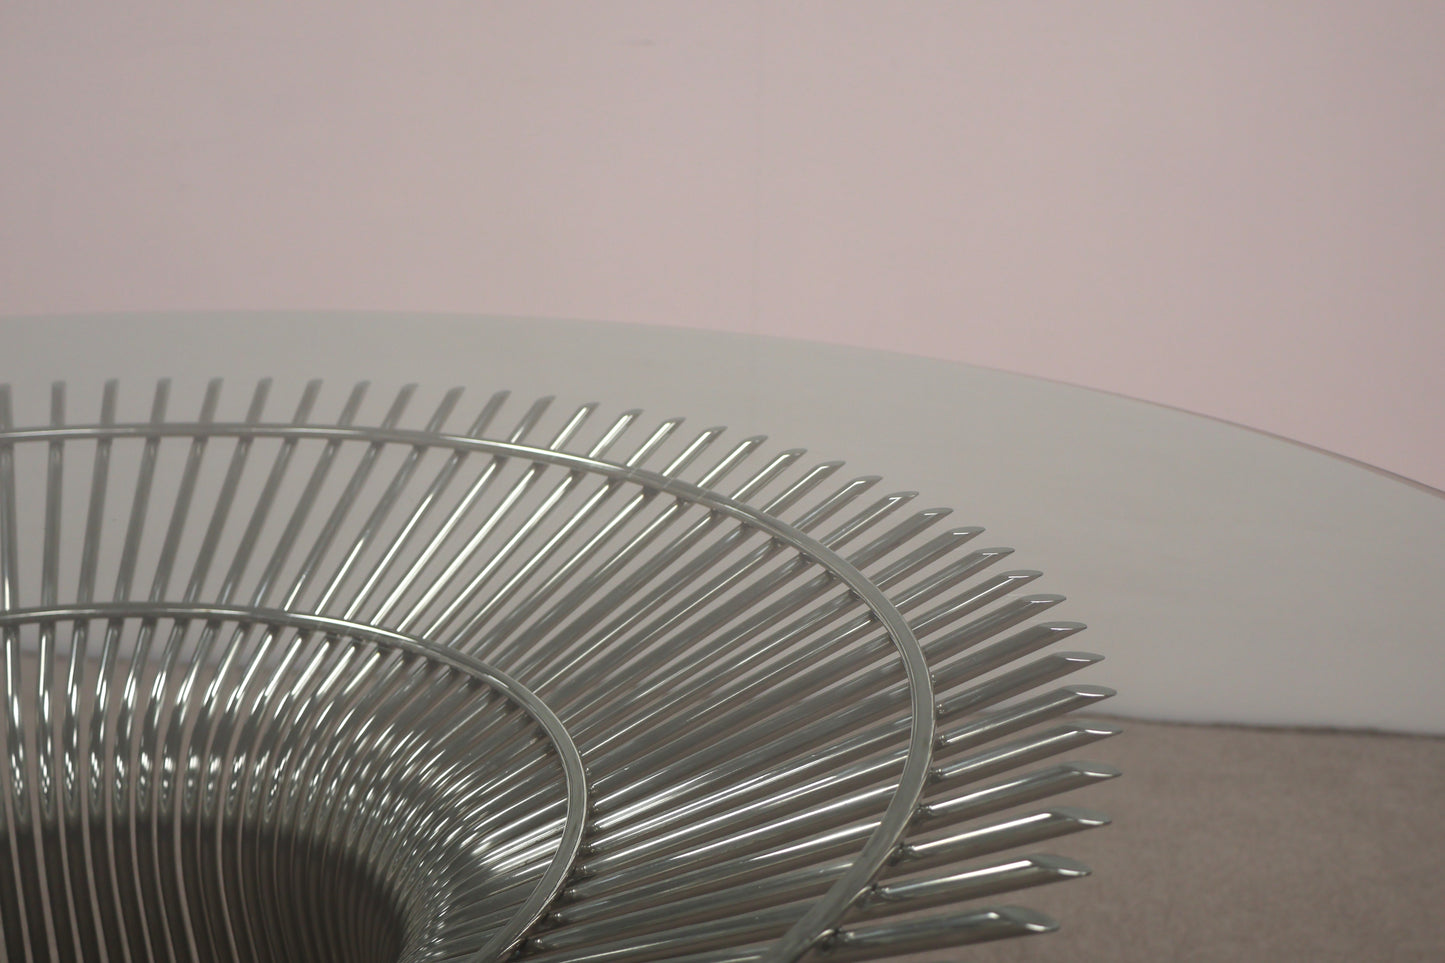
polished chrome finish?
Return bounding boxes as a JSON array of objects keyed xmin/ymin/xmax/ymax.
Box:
[
  {"xmin": 823, "ymin": 905, "xmax": 1061, "ymax": 958},
  {"xmin": 0, "ymin": 380, "xmax": 1117, "ymax": 961},
  {"xmin": 0, "ymin": 606, "xmax": 584, "ymax": 962}
]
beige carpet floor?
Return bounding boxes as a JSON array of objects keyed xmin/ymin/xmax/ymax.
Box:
[
  {"xmin": 906, "ymin": 718, "xmax": 1445, "ymax": 962},
  {"xmin": 6, "ymin": 687, "xmax": 1443, "ymax": 959}
]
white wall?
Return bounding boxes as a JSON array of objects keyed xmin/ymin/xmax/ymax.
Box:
[{"xmin": 2, "ymin": 2, "xmax": 1443, "ymax": 491}]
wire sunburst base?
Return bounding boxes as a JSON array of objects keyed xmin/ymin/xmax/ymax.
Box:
[{"xmin": 0, "ymin": 379, "xmax": 1118, "ymax": 962}]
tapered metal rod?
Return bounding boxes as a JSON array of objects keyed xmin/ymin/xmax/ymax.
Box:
[
  {"xmin": 471, "ymin": 418, "xmax": 698, "ymax": 660},
  {"xmin": 823, "ymin": 905, "xmax": 1059, "ymax": 959},
  {"xmin": 579, "ymin": 718, "xmax": 1114, "ymax": 880},
  {"xmin": 587, "ymin": 680, "xmax": 1112, "ymax": 860},
  {"xmin": 555, "ymin": 505, "xmax": 959, "ymax": 760}
]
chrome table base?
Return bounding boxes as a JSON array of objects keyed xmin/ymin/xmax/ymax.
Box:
[{"xmin": 0, "ymin": 380, "xmax": 1117, "ymax": 961}]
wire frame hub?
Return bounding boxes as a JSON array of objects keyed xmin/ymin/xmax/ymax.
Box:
[{"xmin": 0, "ymin": 380, "xmax": 1118, "ymax": 962}]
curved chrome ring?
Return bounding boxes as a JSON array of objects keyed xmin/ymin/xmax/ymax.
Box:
[
  {"xmin": 0, "ymin": 601, "xmax": 588, "ymax": 962},
  {"xmin": 0, "ymin": 420, "xmax": 937, "ymax": 962}
]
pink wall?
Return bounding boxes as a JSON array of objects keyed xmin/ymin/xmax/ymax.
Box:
[{"xmin": 3, "ymin": 2, "xmax": 1443, "ymax": 490}]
